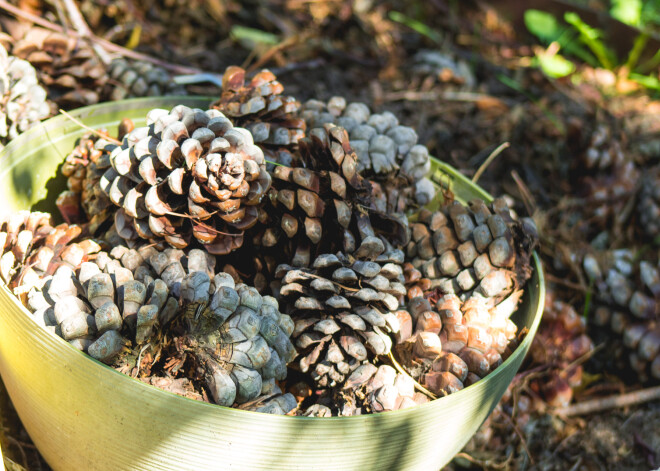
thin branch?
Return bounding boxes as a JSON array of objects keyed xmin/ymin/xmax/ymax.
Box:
[
  {"xmin": 58, "ymin": 109, "xmax": 122, "ymax": 145},
  {"xmin": 59, "ymin": 0, "xmax": 112, "ymax": 64},
  {"xmin": 472, "ymin": 142, "xmax": 509, "ymax": 184},
  {"xmin": 511, "ymin": 169, "xmax": 537, "ymax": 216},
  {"xmin": 555, "ymin": 385, "xmax": 660, "ymax": 417},
  {"xmin": 501, "ymin": 410, "xmax": 535, "ymax": 464}
]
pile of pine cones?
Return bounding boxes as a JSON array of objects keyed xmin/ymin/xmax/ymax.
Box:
[{"xmin": 0, "ymin": 65, "xmax": 539, "ymax": 416}]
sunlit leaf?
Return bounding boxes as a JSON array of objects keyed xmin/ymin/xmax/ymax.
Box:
[
  {"xmin": 524, "ymin": 9, "xmax": 561, "ymax": 43},
  {"xmin": 536, "ymin": 51, "xmax": 576, "ymax": 78},
  {"xmin": 230, "ymin": 26, "xmax": 279, "ymax": 45},
  {"xmin": 610, "ymin": 0, "xmax": 642, "ymax": 27},
  {"xmin": 564, "ymin": 12, "xmax": 617, "ymax": 69},
  {"xmin": 629, "ymin": 72, "xmax": 660, "ymax": 90}
]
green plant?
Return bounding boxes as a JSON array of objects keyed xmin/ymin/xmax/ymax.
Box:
[{"xmin": 523, "ymin": 7, "xmax": 660, "ymax": 92}]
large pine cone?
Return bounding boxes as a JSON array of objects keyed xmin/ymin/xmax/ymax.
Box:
[
  {"xmin": 275, "ymin": 247, "xmax": 406, "ymax": 389},
  {"xmin": 100, "ymin": 105, "xmax": 272, "ymax": 255},
  {"xmin": 0, "ymin": 44, "xmax": 51, "ymax": 144},
  {"xmin": 584, "ymin": 250, "xmax": 660, "ymax": 382},
  {"xmin": 11, "ymin": 27, "xmax": 107, "ymax": 107},
  {"xmin": 394, "ymin": 294, "xmax": 519, "ymax": 398},
  {"xmin": 261, "ymin": 123, "xmax": 409, "ymax": 269},
  {"xmin": 403, "ymin": 198, "xmax": 537, "ymax": 306},
  {"xmin": 175, "ymin": 278, "xmax": 296, "ymax": 406},
  {"xmin": 300, "ymin": 98, "xmax": 436, "ymax": 209},
  {"xmin": 14, "ymin": 227, "xmax": 298, "ymax": 408}
]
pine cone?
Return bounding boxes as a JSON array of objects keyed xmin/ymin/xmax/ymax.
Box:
[
  {"xmin": 638, "ymin": 165, "xmax": 660, "ymax": 241},
  {"xmin": 12, "ymin": 27, "xmax": 107, "ymax": 107},
  {"xmin": 403, "ymin": 198, "xmax": 537, "ymax": 305},
  {"xmin": 525, "ymin": 292, "xmax": 593, "ymax": 408},
  {"xmin": 57, "ymin": 127, "xmax": 132, "ymax": 229},
  {"xmin": 15, "ymin": 231, "xmax": 298, "ymax": 407},
  {"xmin": 106, "ymin": 58, "xmax": 187, "ymax": 100},
  {"xmin": 581, "ymin": 160, "xmax": 638, "ymax": 228},
  {"xmin": 0, "ymin": 211, "xmax": 55, "ymax": 285},
  {"xmin": 0, "ymin": 44, "xmax": 51, "ymax": 144},
  {"xmin": 300, "ymin": 98, "xmax": 435, "ymax": 209},
  {"xmin": 584, "ymin": 251, "xmax": 660, "ymax": 382},
  {"xmin": 172, "ymin": 276, "xmax": 297, "ymax": 406},
  {"xmin": 394, "ymin": 294, "xmax": 519, "ymax": 397},
  {"xmin": 581, "ymin": 125, "xmax": 626, "ymax": 170},
  {"xmin": 100, "ymin": 105, "xmax": 272, "ymax": 255},
  {"xmin": 275, "ymin": 248, "xmax": 407, "ymax": 389},
  {"xmin": 261, "ymin": 123, "xmax": 409, "ymax": 269},
  {"xmin": 211, "ymin": 66, "xmax": 305, "ymax": 148},
  {"xmin": 410, "ymin": 50, "xmax": 476, "ymax": 89}
]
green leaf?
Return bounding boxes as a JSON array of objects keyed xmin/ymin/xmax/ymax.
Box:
[
  {"xmin": 536, "ymin": 51, "xmax": 576, "ymax": 78},
  {"xmin": 629, "ymin": 72, "xmax": 660, "ymax": 91},
  {"xmin": 524, "ymin": 9, "xmax": 561, "ymax": 43},
  {"xmin": 388, "ymin": 11, "xmax": 442, "ymax": 44},
  {"xmin": 230, "ymin": 26, "xmax": 279, "ymax": 46},
  {"xmin": 564, "ymin": 12, "xmax": 617, "ymax": 69},
  {"xmin": 626, "ymin": 32, "xmax": 649, "ymax": 71},
  {"xmin": 610, "ymin": 0, "xmax": 642, "ymax": 27},
  {"xmin": 524, "ymin": 9, "xmax": 599, "ymax": 67}
]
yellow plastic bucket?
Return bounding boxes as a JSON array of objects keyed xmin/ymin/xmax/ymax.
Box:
[{"xmin": 0, "ymin": 97, "xmax": 544, "ymax": 471}]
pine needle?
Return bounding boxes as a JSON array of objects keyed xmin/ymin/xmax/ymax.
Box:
[{"xmin": 472, "ymin": 142, "xmax": 509, "ymax": 184}]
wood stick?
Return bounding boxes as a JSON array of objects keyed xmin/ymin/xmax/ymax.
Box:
[
  {"xmin": 555, "ymin": 385, "xmax": 660, "ymax": 417},
  {"xmin": 59, "ymin": 0, "xmax": 112, "ymax": 64},
  {"xmin": 58, "ymin": 109, "xmax": 121, "ymax": 145}
]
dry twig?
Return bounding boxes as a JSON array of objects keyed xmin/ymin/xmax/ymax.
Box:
[
  {"xmin": 555, "ymin": 385, "xmax": 660, "ymax": 417},
  {"xmin": 58, "ymin": 110, "xmax": 121, "ymax": 145},
  {"xmin": 58, "ymin": 0, "xmax": 112, "ymax": 64}
]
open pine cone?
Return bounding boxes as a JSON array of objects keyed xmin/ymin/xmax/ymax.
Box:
[
  {"xmin": 275, "ymin": 246, "xmax": 407, "ymax": 389},
  {"xmin": 403, "ymin": 198, "xmax": 537, "ymax": 305},
  {"xmin": 0, "ymin": 44, "xmax": 51, "ymax": 144},
  {"xmin": 10, "ymin": 27, "xmax": 107, "ymax": 107},
  {"xmin": 0, "ymin": 211, "xmax": 55, "ymax": 285},
  {"xmin": 300, "ymin": 98, "xmax": 436, "ymax": 210},
  {"xmin": 306, "ymin": 364, "xmax": 430, "ymax": 416},
  {"xmin": 638, "ymin": 165, "xmax": 660, "ymax": 241},
  {"xmin": 100, "ymin": 105, "xmax": 272, "ymax": 254},
  {"xmin": 12, "ymin": 218, "xmax": 298, "ymax": 408},
  {"xmin": 261, "ymin": 123, "xmax": 409, "ymax": 270},
  {"xmin": 57, "ymin": 125, "xmax": 132, "ymax": 230},
  {"xmin": 106, "ymin": 57, "xmax": 187, "ymax": 100},
  {"xmin": 584, "ymin": 250, "xmax": 660, "ymax": 382},
  {"xmin": 394, "ymin": 295, "xmax": 519, "ymax": 398}
]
